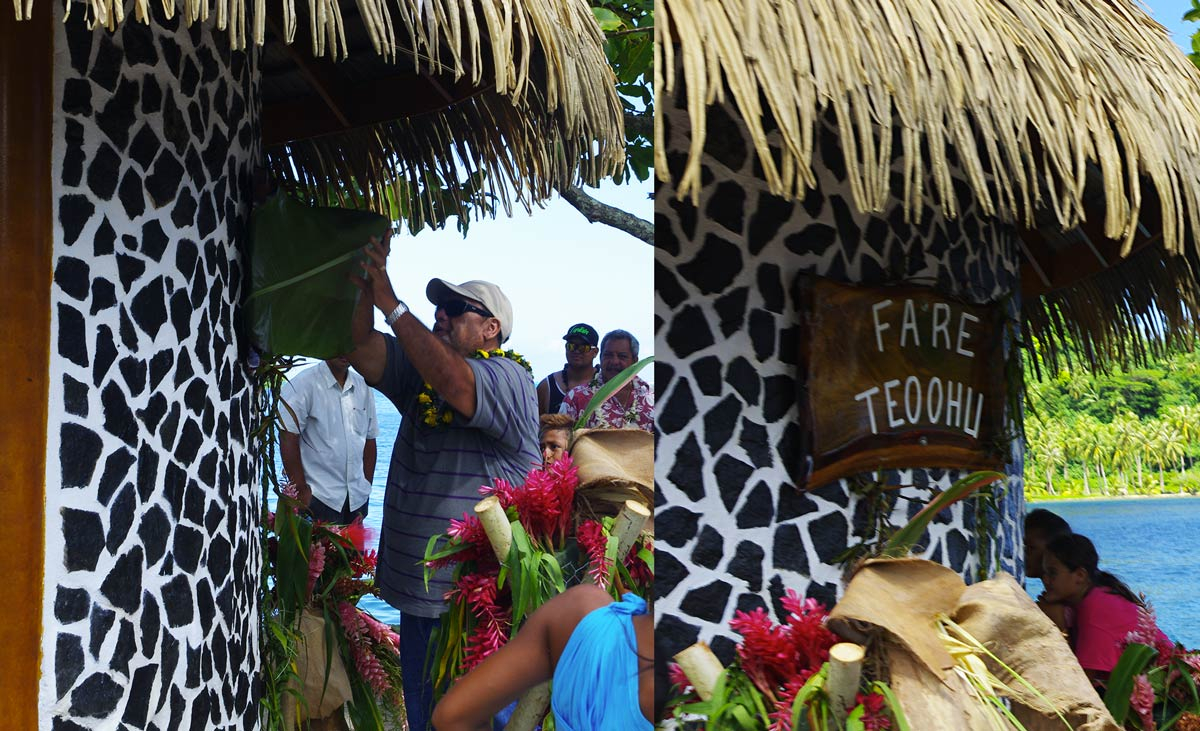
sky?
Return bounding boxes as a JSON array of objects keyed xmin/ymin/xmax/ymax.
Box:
[
  {"xmin": 293, "ymin": 177, "xmax": 655, "ymax": 386},
  {"xmin": 1143, "ymin": 0, "xmax": 1197, "ymax": 49}
]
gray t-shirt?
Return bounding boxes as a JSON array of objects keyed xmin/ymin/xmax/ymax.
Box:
[{"xmin": 374, "ymin": 335, "xmax": 540, "ymax": 617}]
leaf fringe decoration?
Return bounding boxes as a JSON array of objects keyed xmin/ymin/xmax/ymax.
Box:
[
  {"xmin": 1023, "ymin": 242, "xmax": 1200, "ymax": 379},
  {"xmin": 657, "ymin": 0, "xmax": 1200, "ymax": 260},
  {"xmin": 35, "ymin": 0, "xmax": 624, "ymax": 227}
]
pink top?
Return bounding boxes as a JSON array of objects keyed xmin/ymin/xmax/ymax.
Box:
[{"xmin": 1072, "ymin": 588, "xmax": 1167, "ymax": 673}]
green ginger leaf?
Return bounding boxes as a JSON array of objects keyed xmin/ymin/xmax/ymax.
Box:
[{"xmin": 249, "ymin": 192, "xmax": 388, "ymax": 358}]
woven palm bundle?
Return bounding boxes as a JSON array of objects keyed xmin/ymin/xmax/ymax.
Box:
[{"xmin": 657, "ymin": 0, "xmax": 1200, "ymax": 373}]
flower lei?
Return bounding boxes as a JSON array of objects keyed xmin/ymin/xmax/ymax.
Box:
[
  {"xmin": 587, "ymin": 374, "xmax": 641, "ymax": 428},
  {"xmin": 418, "ymin": 349, "xmax": 533, "ymax": 427}
]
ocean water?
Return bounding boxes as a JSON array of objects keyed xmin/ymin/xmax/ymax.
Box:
[
  {"xmin": 1026, "ymin": 497, "xmax": 1200, "ymax": 649},
  {"xmin": 266, "ymin": 392, "xmax": 404, "ymax": 623},
  {"xmin": 357, "ymin": 394, "xmax": 402, "ymax": 624},
  {"xmin": 287, "ymin": 394, "xmax": 1200, "ymax": 644}
]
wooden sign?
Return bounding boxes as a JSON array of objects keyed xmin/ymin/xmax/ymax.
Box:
[{"xmin": 795, "ymin": 277, "xmax": 1008, "ymax": 490}]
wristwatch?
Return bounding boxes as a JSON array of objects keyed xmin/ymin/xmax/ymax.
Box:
[{"xmin": 385, "ymin": 300, "xmax": 409, "ymax": 327}]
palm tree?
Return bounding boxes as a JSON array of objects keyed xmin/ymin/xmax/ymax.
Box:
[
  {"xmin": 1110, "ymin": 413, "xmax": 1144, "ymax": 495},
  {"xmin": 1150, "ymin": 419, "xmax": 1187, "ymax": 493},
  {"xmin": 1165, "ymin": 404, "xmax": 1200, "ymax": 473},
  {"xmin": 1068, "ymin": 415, "xmax": 1104, "ymax": 496},
  {"xmin": 1033, "ymin": 421, "xmax": 1067, "ymax": 495}
]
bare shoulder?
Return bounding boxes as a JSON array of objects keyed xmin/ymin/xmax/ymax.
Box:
[
  {"xmin": 560, "ymin": 584, "xmax": 613, "ymax": 612},
  {"xmin": 540, "ymin": 585, "xmax": 614, "ymax": 661}
]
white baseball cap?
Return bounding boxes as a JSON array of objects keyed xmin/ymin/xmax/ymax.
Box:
[{"xmin": 425, "ymin": 278, "xmax": 514, "ymax": 343}]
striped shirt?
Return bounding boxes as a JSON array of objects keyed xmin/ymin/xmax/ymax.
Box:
[{"xmin": 374, "ymin": 335, "xmax": 540, "ymax": 617}]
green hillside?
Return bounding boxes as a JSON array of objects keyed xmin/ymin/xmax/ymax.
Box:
[{"xmin": 1023, "ymin": 349, "xmax": 1200, "ymax": 499}]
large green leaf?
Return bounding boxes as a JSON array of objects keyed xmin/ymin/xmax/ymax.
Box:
[
  {"xmin": 248, "ymin": 193, "xmax": 389, "ymax": 358},
  {"xmin": 574, "ymin": 356, "xmax": 654, "ymax": 430},
  {"xmin": 1104, "ymin": 642, "xmax": 1158, "ymax": 723},
  {"xmin": 883, "ymin": 471, "xmax": 1007, "ymax": 555}
]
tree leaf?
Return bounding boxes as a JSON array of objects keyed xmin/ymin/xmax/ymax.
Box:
[
  {"xmin": 249, "ymin": 192, "xmax": 389, "ymax": 358},
  {"xmin": 1104, "ymin": 642, "xmax": 1157, "ymax": 723},
  {"xmin": 592, "ymin": 7, "xmax": 624, "ymax": 31}
]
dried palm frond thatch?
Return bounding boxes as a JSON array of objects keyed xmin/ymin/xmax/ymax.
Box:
[
  {"xmin": 656, "ymin": 0, "xmax": 1200, "ymax": 259},
  {"xmin": 261, "ymin": 0, "xmax": 626, "ymax": 227},
  {"xmin": 30, "ymin": 0, "xmax": 624, "ymax": 226},
  {"xmin": 1023, "ymin": 242, "xmax": 1200, "ymax": 378},
  {"xmin": 656, "ymin": 0, "xmax": 1200, "ymax": 373}
]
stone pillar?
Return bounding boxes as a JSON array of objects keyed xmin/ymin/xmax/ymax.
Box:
[
  {"xmin": 655, "ymin": 93, "xmax": 1026, "ymax": 663},
  {"xmin": 39, "ymin": 6, "xmax": 262, "ymax": 728}
]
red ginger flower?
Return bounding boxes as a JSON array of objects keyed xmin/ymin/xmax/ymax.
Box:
[
  {"xmin": 576, "ymin": 520, "xmax": 611, "ymax": 589},
  {"xmin": 337, "ymin": 602, "xmax": 398, "ymax": 698},
  {"xmin": 781, "ymin": 590, "xmax": 838, "ymax": 671},
  {"xmin": 445, "ymin": 569, "xmax": 511, "ymax": 670},
  {"xmin": 767, "ymin": 673, "xmax": 818, "ymax": 731},
  {"xmin": 729, "ymin": 606, "xmax": 788, "ymax": 695},
  {"xmin": 728, "ymin": 592, "xmax": 837, "ymax": 709},
  {"xmin": 1131, "ymin": 674, "xmax": 1157, "ymax": 731},
  {"xmin": 853, "ymin": 691, "xmax": 892, "ymax": 731},
  {"xmin": 333, "ymin": 516, "xmax": 375, "ymax": 553},
  {"xmin": 625, "ymin": 537, "xmax": 653, "ymax": 588},
  {"xmin": 350, "ymin": 549, "xmax": 377, "ymax": 578},
  {"xmin": 461, "ymin": 612, "xmax": 511, "ymax": 671},
  {"xmin": 480, "ymin": 456, "xmax": 578, "ymax": 546},
  {"xmin": 668, "ymin": 662, "xmax": 693, "ymax": 692},
  {"xmin": 480, "ymin": 477, "xmax": 518, "ymax": 509},
  {"xmin": 306, "ymin": 541, "xmax": 326, "ymax": 596},
  {"xmin": 427, "ymin": 514, "xmax": 492, "ymax": 571}
]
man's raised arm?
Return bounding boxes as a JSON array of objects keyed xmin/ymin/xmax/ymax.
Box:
[
  {"xmin": 359, "ymin": 237, "xmax": 479, "ymax": 418},
  {"xmin": 345, "ymin": 236, "xmax": 389, "ymax": 386}
]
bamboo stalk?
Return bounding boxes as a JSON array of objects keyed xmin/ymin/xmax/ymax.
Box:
[
  {"xmin": 474, "ymin": 496, "xmax": 512, "ymax": 562},
  {"xmin": 674, "ymin": 642, "xmax": 724, "ymax": 701},
  {"xmin": 504, "ymin": 681, "xmax": 550, "ymax": 731},
  {"xmin": 281, "ymin": 691, "xmax": 297, "ymax": 730},
  {"xmin": 826, "ymin": 642, "xmax": 866, "ymax": 723},
  {"xmin": 612, "ymin": 499, "xmax": 650, "ymax": 559}
]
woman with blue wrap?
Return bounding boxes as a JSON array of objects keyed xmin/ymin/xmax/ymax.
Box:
[{"xmin": 432, "ymin": 584, "xmax": 654, "ymax": 730}]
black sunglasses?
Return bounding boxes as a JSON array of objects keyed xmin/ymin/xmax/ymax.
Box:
[{"xmin": 440, "ymin": 299, "xmax": 494, "ymax": 319}]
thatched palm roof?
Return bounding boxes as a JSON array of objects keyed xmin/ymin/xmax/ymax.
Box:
[
  {"xmin": 27, "ymin": 0, "xmax": 625, "ymax": 229},
  {"xmin": 656, "ymin": 0, "xmax": 1200, "ymax": 374}
]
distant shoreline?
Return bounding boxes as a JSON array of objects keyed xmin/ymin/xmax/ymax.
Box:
[{"xmin": 1028, "ymin": 492, "xmax": 1199, "ymax": 504}]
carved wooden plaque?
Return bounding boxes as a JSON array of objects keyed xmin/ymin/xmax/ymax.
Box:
[{"xmin": 795, "ymin": 277, "xmax": 1008, "ymax": 490}]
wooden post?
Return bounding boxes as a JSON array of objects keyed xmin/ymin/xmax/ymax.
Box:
[
  {"xmin": 504, "ymin": 681, "xmax": 551, "ymax": 731},
  {"xmin": 827, "ymin": 642, "xmax": 866, "ymax": 723},
  {"xmin": 674, "ymin": 643, "xmax": 724, "ymax": 701},
  {"xmin": 0, "ymin": 5, "xmax": 51, "ymax": 727},
  {"xmin": 474, "ymin": 496, "xmax": 512, "ymax": 562}
]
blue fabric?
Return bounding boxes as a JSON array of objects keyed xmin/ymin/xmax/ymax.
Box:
[
  {"xmin": 551, "ymin": 594, "xmax": 652, "ymax": 731},
  {"xmin": 399, "ymin": 612, "xmax": 439, "ymax": 731}
]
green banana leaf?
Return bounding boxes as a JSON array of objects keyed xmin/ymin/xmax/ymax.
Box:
[
  {"xmin": 248, "ymin": 193, "xmax": 389, "ymax": 358},
  {"xmin": 574, "ymin": 356, "xmax": 655, "ymax": 430},
  {"xmin": 883, "ymin": 471, "xmax": 1007, "ymax": 555}
]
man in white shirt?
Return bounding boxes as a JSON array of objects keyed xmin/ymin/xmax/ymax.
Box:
[{"xmin": 279, "ymin": 356, "xmax": 379, "ymax": 523}]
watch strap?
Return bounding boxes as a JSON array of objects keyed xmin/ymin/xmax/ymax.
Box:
[{"xmin": 385, "ymin": 300, "xmax": 409, "ymax": 327}]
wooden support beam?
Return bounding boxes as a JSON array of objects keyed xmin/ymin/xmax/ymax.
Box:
[
  {"xmin": 0, "ymin": 3, "xmax": 51, "ymax": 726},
  {"xmin": 260, "ymin": 71, "xmax": 484, "ymax": 146}
]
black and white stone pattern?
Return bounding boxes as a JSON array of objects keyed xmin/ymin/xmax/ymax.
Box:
[
  {"xmin": 43, "ymin": 5, "xmax": 261, "ymax": 729},
  {"xmin": 654, "ymin": 84, "xmax": 1028, "ymax": 665}
]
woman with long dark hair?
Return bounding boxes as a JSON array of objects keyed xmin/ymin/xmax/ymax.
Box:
[{"xmin": 1042, "ymin": 533, "xmax": 1169, "ymax": 684}]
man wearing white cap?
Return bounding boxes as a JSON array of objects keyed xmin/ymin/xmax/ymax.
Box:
[{"xmin": 347, "ymin": 234, "xmax": 540, "ymax": 731}]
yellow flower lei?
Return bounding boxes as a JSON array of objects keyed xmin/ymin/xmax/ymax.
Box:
[{"xmin": 418, "ymin": 349, "xmax": 533, "ymax": 427}]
